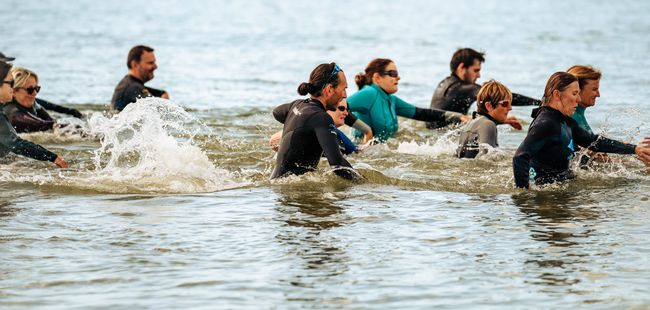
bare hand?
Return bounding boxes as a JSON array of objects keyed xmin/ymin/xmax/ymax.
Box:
[
  {"xmin": 54, "ymin": 156, "xmax": 69, "ymax": 168},
  {"xmin": 635, "ymin": 143, "xmax": 650, "ymax": 167},
  {"xmin": 460, "ymin": 114, "xmax": 470, "ymax": 123},
  {"xmin": 269, "ymin": 131, "xmax": 282, "ymax": 152},
  {"xmin": 161, "ymin": 92, "xmax": 170, "ymax": 99},
  {"xmin": 504, "ymin": 115, "xmax": 523, "ymax": 130},
  {"xmin": 362, "ymin": 131, "xmax": 374, "ymax": 144}
]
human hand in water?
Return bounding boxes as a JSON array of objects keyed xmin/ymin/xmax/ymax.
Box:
[
  {"xmin": 635, "ymin": 137, "xmax": 650, "ymax": 167},
  {"xmin": 460, "ymin": 114, "xmax": 470, "ymax": 123},
  {"xmin": 362, "ymin": 131, "xmax": 374, "ymax": 144},
  {"xmin": 269, "ymin": 131, "xmax": 282, "ymax": 152},
  {"xmin": 54, "ymin": 156, "xmax": 69, "ymax": 168},
  {"xmin": 161, "ymin": 92, "xmax": 170, "ymax": 99},
  {"xmin": 504, "ymin": 115, "xmax": 523, "ymax": 130}
]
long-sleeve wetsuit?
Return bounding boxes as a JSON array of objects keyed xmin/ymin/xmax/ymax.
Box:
[
  {"xmin": 428, "ymin": 74, "xmax": 540, "ymax": 129},
  {"xmin": 347, "ymin": 83, "xmax": 463, "ymax": 142},
  {"xmin": 111, "ymin": 75, "xmax": 166, "ymax": 112},
  {"xmin": 0, "ymin": 112, "xmax": 57, "ymax": 162},
  {"xmin": 271, "ymin": 98, "xmax": 361, "ymax": 180},
  {"xmin": 456, "ymin": 112, "xmax": 501, "ymax": 158},
  {"xmin": 513, "ymin": 107, "xmax": 636, "ymax": 188},
  {"xmin": 3, "ymin": 99, "xmax": 55, "ymax": 133},
  {"xmin": 36, "ymin": 98, "xmax": 82, "ymax": 118}
]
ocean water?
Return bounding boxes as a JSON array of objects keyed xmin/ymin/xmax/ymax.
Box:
[{"xmin": 1, "ymin": 0, "xmax": 649, "ymax": 308}]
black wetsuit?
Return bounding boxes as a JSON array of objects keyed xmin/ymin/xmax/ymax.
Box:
[
  {"xmin": 0, "ymin": 112, "xmax": 57, "ymax": 162},
  {"xmin": 271, "ymin": 98, "xmax": 361, "ymax": 180},
  {"xmin": 513, "ymin": 107, "xmax": 636, "ymax": 188},
  {"xmin": 111, "ymin": 75, "xmax": 166, "ymax": 112},
  {"xmin": 456, "ymin": 112, "xmax": 501, "ymax": 158},
  {"xmin": 36, "ymin": 98, "xmax": 82, "ymax": 118},
  {"xmin": 428, "ymin": 74, "xmax": 540, "ymax": 129}
]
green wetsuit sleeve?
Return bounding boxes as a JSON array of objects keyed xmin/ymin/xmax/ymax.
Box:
[{"xmin": 393, "ymin": 96, "xmax": 417, "ymax": 118}]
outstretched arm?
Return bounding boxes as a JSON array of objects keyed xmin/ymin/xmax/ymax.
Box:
[{"xmin": 36, "ymin": 98, "xmax": 82, "ymax": 118}]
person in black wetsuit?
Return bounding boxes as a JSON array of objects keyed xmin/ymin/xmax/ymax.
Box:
[
  {"xmin": 3, "ymin": 67, "xmax": 82, "ymax": 133},
  {"xmin": 111, "ymin": 45, "xmax": 169, "ymax": 112},
  {"xmin": 271, "ymin": 62, "xmax": 362, "ymax": 180},
  {"xmin": 0, "ymin": 61, "xmax": 68, "ymax": 168},
  {"xmin": 456, "ymin": 80, "xmax": 522, "ymax": 158},
  {"xmin": 428, "ymin": 48, "xmax": 540, "ymax": 129},
  {"xmin": 513, "ymin": 72, "xmax": 650, "ymax": 188}
]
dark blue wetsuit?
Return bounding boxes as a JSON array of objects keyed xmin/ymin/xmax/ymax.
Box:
[
  {"xmin": 336, "ymin": 129, "xmax": 357, "ymax": 155},
  {"xmin": 428, "ymin": 74, "xmax": 540, "ymax": 129},
  {"xmin": 0, "ymin": 112, "xmax": 57, "ymax": 162},
  {"xmin": 271, "ymin": 98, "xmax": 361, "ymax": 180},
  {"xmin": 513, "ymin": 107, "xmax": 636, "ymax": 188},
  {"xmin": 111, "ymin": 75, "xmax": 166, "ymax": 112}
]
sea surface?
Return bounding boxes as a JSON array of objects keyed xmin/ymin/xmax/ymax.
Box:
[{"xmin": 1, "ymin": 0, "xmax": 649, "ymax": 308}]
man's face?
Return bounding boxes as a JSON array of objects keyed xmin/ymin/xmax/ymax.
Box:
[
  {"xmin": 0, "ymin": 71, "xmax": 14, "ymax": 103},
  {"xmin": 460, "ymin": 59, "xmax": 481, "ymax": 84},
  {"xmin": 132, "ymin": 51, "xmax": 157, "ymax": 82},
  {"xmin": 578, "ymin": 79, "xmax": 600, "ymax": 108},
  {"xmin": 325, "ymin": 72, "xmax": 348, "ymax": 110}
]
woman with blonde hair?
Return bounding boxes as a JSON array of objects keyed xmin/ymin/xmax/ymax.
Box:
[
  {"xmin": 4, "ymin": 67, "xmax": 82, "ymax": 133},
  {"xmin": 0, "ymin": 62, "xmax": 68, "ymax": 167}
]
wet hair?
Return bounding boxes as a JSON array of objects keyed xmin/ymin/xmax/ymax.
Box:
[
  {"xmin": 127, "ymin": 45, "xmax": 154, "ymax": 69},
  {"xmin": 297, "ymin": 62, "xmax": 341, "ymax": 97},
  {"xmin": 476, "ymin": 79, "xmax": 512, "ymax": 114},
  {"xmin": 11, "ymin": 67, "xmax": 39, "ymax": 89},
  {"xmin": 0, "ymin": 61, "xmax": 12, "ymax": 81},
  {"xmin": 541, "ymin": 72, "xmax": 578, "ymax": 106},
  {"xmin": 355, "ymin": 58, "xmax": 393, "ymax": 90},
  {"xmin": 450, "ymin": 48, "xmax": 485, "ymax": 73},
  {"xmin": 566, "ymin": 65, "xmax": 601, "ymax": 89}
]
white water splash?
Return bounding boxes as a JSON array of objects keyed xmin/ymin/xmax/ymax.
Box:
[{"xmin": 78, "ymin": 98, "xmax": 242, "ymax": 193}]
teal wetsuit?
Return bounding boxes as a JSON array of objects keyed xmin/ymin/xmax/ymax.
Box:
[
  {"xmin": 571, "ymin": 105, "xmax": 593, "ymax": 134},
  {"xmin": 347, "ymin": 83, "xmax": 461, "ymax": 142}
]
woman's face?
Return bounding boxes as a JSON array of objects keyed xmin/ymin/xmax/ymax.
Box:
[
  {"xmin": 556, "ymin": 81, "xmax": 581, "ymax": 116},
  {"xmin": 14, "ymin": 76, "xmax": 38, "ymax": 108},
  {"xmin": 0, "ymin": 71, "xmax": 14, "ymax": 103},
  {"xmin": 579, "ymin": 79, "xmax": 600, "ymax": 108},
  {"xmin": 373, "ymin": 62, "xmax": 400, "ymax": 94},
  {"xmin": 327, "ymin": 99, "xmax": 348, "ymax": 127},
  {"xmin": 487, "ymin": 98, "xmax": 512, "ymax": 123}
]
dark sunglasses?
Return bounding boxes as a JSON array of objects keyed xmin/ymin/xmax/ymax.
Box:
[
  {"xmin": 2, "ymin": 79, "xmax": 14, "ymax": 88},
  {"xmin": 22, "ymin": 86, "xmax": 41, "ymax": 95},
  {"xmin": 336, "ymin": 105, "xmax": 348, "ymax": 112},
  {"xmin": 380, "ymin": 70, "xmax": 399, "ymax": 78},
  {"xmin": 321, "ymin": 63, "xmax": 342, "ymax": 90}
]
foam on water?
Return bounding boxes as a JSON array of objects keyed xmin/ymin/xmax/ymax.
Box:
[{"xmin": 67, "ymin": 98, "xmax": 244, "ymax": 193}]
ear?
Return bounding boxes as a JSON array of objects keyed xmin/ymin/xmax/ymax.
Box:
[
  {"xmin": 455, "ymin": 63, "xmax": 465, "ymax": 75},
  {"xmin": 371, "ymin": 72, "xmax": 381, "ymax": 83},
  {"xmin": 484, "ymin": 101, "xmax": 495, "ymax": 113}
]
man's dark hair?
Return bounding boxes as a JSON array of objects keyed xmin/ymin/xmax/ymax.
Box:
[
  {"xmin": 127, "ymin": 45, "xmax": 154, "ymax": 69},
  {"xmin": 450, "ymin": 48, "xmax": 485, "ymax": 73},
  {"xmin": 0, "ymin": 61, "xmax": 12, "ymax": 81}
]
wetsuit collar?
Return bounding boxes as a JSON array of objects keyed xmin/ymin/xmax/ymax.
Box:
[
  {"xmin": 532, "ymin": 106, "xmax": 566, "ymax": 119},
  {"xmin": 128, "ymin": 74, "xmax": 145, "ymax": 84},
  {"xmin": 473, "ymin": 111, "xmax": 503, "ymax": 125},
  {"xmin": 369, "ymin": 83, "xmax": 390, "ymax": 99},
  {"xmin": 307, "ymin": 97, "xmax": 327, "ymax": 111}
]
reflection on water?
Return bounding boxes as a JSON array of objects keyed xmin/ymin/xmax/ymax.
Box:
[
  {"xmin": 513, "ymin": 191, "xmax": 604, "ymax": 290},
  {"xmin": 272, "ymin": 185, "xmax": 351, "ymax": 304}
]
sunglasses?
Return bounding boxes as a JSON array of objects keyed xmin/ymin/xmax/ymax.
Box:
[
  {"xmin": 380, "ymin": 70, "xmax": 399, "ymax": 78},
  {"xmin": 495, "ymin": 100, "xmax": 511, "ymax": 108},
  {"xmin": 22, "ymin": 85, "xmax": 41, "ymax": 95},
  {"xmin": 2, "ymin": 79, "xmax": 14, "ymax": 88},
  {"xmin": 321, "ymin": 63, "xmax": 342, "ymax": 90},
  {"xmin": 336, "ymin": 105, "xmax": 348, "ymax": 112}
]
